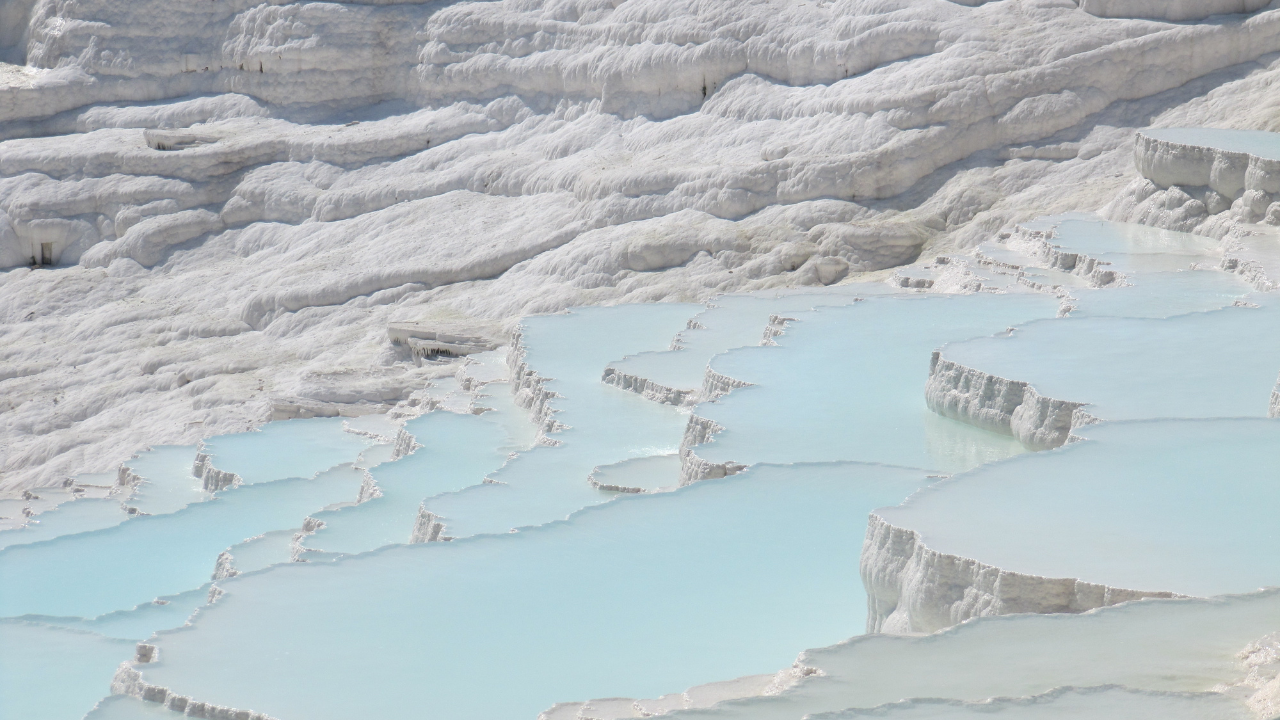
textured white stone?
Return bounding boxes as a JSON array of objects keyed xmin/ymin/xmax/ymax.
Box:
[
  {"xmin": 7, "ymin": 0, "xmax": 1280, "ymax": 496},
  {"xmin": 860, "ymin": 514, "xmax": 1175, "ymax": 635},
  {"xmin": 925, "ymin": 351, "xmax": 1097, "ymax": 450}
]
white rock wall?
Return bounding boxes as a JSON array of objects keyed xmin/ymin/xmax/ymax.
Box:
[
  {"xmin": 860, "ymin": 514, "xmax": 1177, "ymax": 635},
  {"xmin": 600, "ymin": 367, "xmax": 697, "ymax": 407},
  {"xmin": 925, "ymin": 351, "xmax": 1097, "ymax": 450},
  {"xmin": 1108, "ymin": 129, "xmax": 1280, "ymax": 257}
]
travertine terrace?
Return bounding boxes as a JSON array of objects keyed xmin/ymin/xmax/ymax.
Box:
[{"xmin": 3, "ymin": 2, "xmax": 1280, "ymax": 720}]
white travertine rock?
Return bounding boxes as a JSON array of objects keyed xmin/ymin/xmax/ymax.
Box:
[
  {"xmin": 1110, "ymin": 130, "xmax": 1280, "ymax": 262},
  {"xmin": 860, "ymin": 514, "xmax": 1176, "ymax": 635},
  {"xmin": 408, "ymin": 504, "xmax": 446, "ymax": 543},
  {"xmin": 288, "ymin": 516, "xmax": 325, "ymax": 561},
  {"xmin": 925, "ymin": 352, "xmax": 1096, "ymax": 450},
  {"xmin": 600, "ymin": 366, "xmax": 697, "ymax": 407},
  {"xmin": 5, "ymin": 0, "xmax": 1280, "ymax": 498},
  {"xmin": 1081, "ymin": 0, "xmax": 1270, "ymax": 21},
  {"xmin": 507, "ymin": 328, "xmax": 565, "ymax": 441},
  {"xmin": 678, "ymin": 413, "xmax": 748, "ymax": 487},
  {"xmin": 110, "ymin": 661, "xmax": 281, "ymax": 720},
  {"xmin": 211, "ymin": 551, "xmax": 238, "ymax": 582},
  {"xmin": 544, "ymin": 671, "xmax": 805, "ymax": 720},
  {"xmin": 1270, "ymin": 372, "xmax": 1280, "ymax": 417},
  {"xmin": 992, "ymin": 223, "xmax": 1123, "ymax": 288},
  {"xmin": 190, "ymin": 450, "xmax": 240, "ymax": 493}
]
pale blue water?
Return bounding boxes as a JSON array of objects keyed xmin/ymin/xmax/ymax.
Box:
[
  {"xmin": 941, "ymin": 300, "xmax": 1280, "ymax": 421},
  {"xmin": 1071, "ymin": 269, "xmax": 1252, "ymax": 318},
  {"xmin": 983, "ymin": 214, "xmax": 1250, "ymax": 319},
  {"xmin": 416, "ymin": 304, "xmax": 700, "ymax": 539},
  {"xmin": 1046, "ymin": 215, "xmax": 1223, "ymax": 268},
  {"xmin": 590, "ymin": 454, "xmax": 681, "ymax": 491},
  {"xmin": 0, "ymin": 496, "xmax": 129, "ymax": 551},
  {"xmin": 23, "ymin": 586, "xmax": 210, "ymax": 641},
  {"xmin": 608, "ymin": 289, "xmax": 869, "ymax": 395},
  {"xmin": 140, "ymin": 463, "xmax": 929, "ymax": 720},
  {"xmin": 878, "ymin": 419, "xmax": 1280, "ymax": 597},
  {"xmin": 225, "ymin": 529, "xmax": 296, "ymax": 574},
  {"xmin": 0, "ymin": 465, "xmax": 364, "ymax": 618},
  {"xmin": 0, "ymin": 621, "xmax": 136, "ymax": 720},
  {"xmin": 694, "ymin": 294, "xmax": 1059, "ymax": 474},
  {"xmin": 1145, "ymin": 127, "xmax": 1280, "ymax": 160},
  {"xmin": 817, "ymin": 688, "xmax": 1248, "ymax": 720},
  {"xmin": 304, "ymin": 410, "xmax": 517, "ymax": 555},
  {"xmin": 122, "ymin": 446, "xmax": 208, "ymax": 516},
  {"xmin": 198, "ymin": 417, "xmax": 373, "ymax": 485},
  {"xmin": 470, "ymin": 379, "xmax": 541, "ymax": 452},
  {"xmin": 664, "ymin": 591, "xmax": 1280, "ymax": 720},
  {"xmin": 85, "ymin": 696, "xmax": 179, "ymax": 720}
]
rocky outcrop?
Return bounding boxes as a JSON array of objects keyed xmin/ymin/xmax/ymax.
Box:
[
  {"xmin": 355, "ymin": 469, "xmax": 381, "ymax": 503},
  {"xmin": 925, "ymin": 351, "xmax": 1098, "ymax": 450},
  {"xmin": 700, "ymin": 368, "xmax": 754, "ymax": 402},
  {"xmin": 677, "ymin": 415, "xmax": 748, "ymax": 487},
  {"xmin": 112, "ymin": 662, "xmax": 280, "ymax": 720},
  {"xmin": 979, "ymin": 224, "xmax": 1123, "ymax": 288},
  {"xmin": 115, "ymin": 463, "xmax": 144, "ymax": 493},
  {"xmin": 508, "ymin": 329, "xmax": 564, "ymax": 439},
  {"xmin": 1270, "ymin": 371, "xmax": 1280, "ymax": 418},
  {"xmin": 759, "ymin": 315, "xmax": 797, "ymax": 346},
  {"xmin": 288, "ymin": 517, "xmax": 324, "ymax": 562},
  {"xmin": 1215, "ymin": 633, "xmax": 1280, "ymax": 719},
  {"xmin": 600, "ymin": 367, "xmax": 697, "ymax": 407},
  {"xmin": 860, "ymin": 514, "xmax": 1178, "ymax": 635},
  {"xmin": 390, "ymin": 427, "xmax": 419, "ymax": 461},
  {"xmin": 1122, "ymin": 130, "xmax": 1280, "ymax": 247},
  {"xmin": 191, "ymin": 449, "xmax": 240, "ymax": 493},
  {"xmin": 1221, "ymin": 250, "xmax": 1279, "ymax": 292},
  {"xmin": 409, "ymin": 504, "xmax": 447, "ymax": 543},
  {"xmin": 211, "ymin": 551, "xmax": 239, "ymax": 581}
]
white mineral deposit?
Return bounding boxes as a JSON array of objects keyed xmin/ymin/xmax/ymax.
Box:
[{"xmin": 3, "ymin": 1, "xmax": 1280, "ymax": 719}]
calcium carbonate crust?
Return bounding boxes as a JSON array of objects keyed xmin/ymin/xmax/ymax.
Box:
[
  {"xmin": 507, "ymin": 328, "xmax": 567, "ymax": 443},
  {"xmin": 191, "ymin": 450, "xmax": 241, "ymax": 494},
  {"xmin": 11, "ymin": 1, "xmax": 1280, "ymax": 492},
  {"xmin": 1270, "ymin": 376, "xmax": 1280, "ymax": 417},
  {"xmin": 600, "ymin": 367, "xmax": 697, "ymax": 407},
  {"xmin": 977, "ymin": 223, "xmax": 1124, "ymax": 288},
  {"xmin": 1108, "ymin": 132, "xmax": 1280, "ymax": 290},
  {"xmin": 860, "ymin": 514, "xmax": 1178, "ymax": 635},
  {"xmin": 676, "ymin": 366, "xmax": 758, "ymax": 485},
  {"xmin": 925, "ymin": 351, "xmax": 1100, "ymax": 451},
  {"xmin": 112, "ymin": 661, "xmax": 280, "ymax": 720},
  {"xmin": 538, "ymin": 666, "xmax": 817, "ymax": 720}
]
